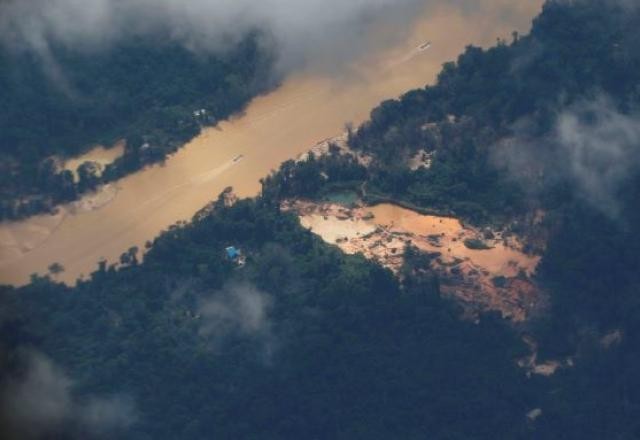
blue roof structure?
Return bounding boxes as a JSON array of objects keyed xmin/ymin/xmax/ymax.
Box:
[{"xmin": 225, "ymin": 246, "xmax": 240, "ymax": 260}]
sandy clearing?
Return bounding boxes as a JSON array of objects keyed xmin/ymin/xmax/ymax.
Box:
[
  {"xmin": 0, "ymin": 1, "xmax": 544, "ymax": 286},
  {"xmin": 300, "ymin": 215, "xmax": 376, "ymax": 244},
  {"xmin": 287, "ymin": 200, "xmax": 542, "ymax": 321}
]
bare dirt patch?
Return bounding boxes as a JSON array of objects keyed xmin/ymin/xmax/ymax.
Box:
[
  {"xmin": 408, "ymin": 149, "xmax": 433, "ymax": 171},
  {"xmin": 296, "ymin": 133, "xmax": 373, "ymax": 167},
  {"xmin": 283, "ymin": 200, "xmax": 542, "ymax": 321}
]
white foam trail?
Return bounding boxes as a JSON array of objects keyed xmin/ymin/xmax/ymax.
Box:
[
  {"xmin": 386, "ymin": 41, "xmax": 432, "ymax": 70},
  {"xmin": 190, "ymin": 157, "xmax": 241, "ymax": 185},
  {"xmin": 129, "ymin": 156, "xmax": 244, "ymax": 213}
]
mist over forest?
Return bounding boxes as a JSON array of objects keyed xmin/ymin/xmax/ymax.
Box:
[{"xmin": 3, "ymin": 0, "xmax": 640, "ymax": 439}]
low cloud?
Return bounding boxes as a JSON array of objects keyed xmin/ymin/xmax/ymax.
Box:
[
  {"xmin": 198, "ymin": 282, "xmax": 275, "ymax": 356},
  {"xmin": 555, "ymin": 97, "xmax": 640, "ymax": 214},
  {"xmin": 496, "ymin": 96, "xmax": 640, "ymax": 217},
  {"xmin": 0, "ymin": 0, "xmax": 550, "ymax": 74},
  {"xmin": 0, "ymin": 0, "xmax": 427, "ymax": 72},
  {"xmin": 1, "ymin": 350, "xmax": 135, "ymax": 440}
]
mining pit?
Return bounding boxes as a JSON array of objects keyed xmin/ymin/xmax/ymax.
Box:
[{"xmin": 283, "ymin": 199, "xmax": 542, "ymax": 321}]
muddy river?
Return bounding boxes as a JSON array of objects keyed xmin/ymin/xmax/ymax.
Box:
[{"xmin": 0, "ymin": 1, "xmax": 542, "ymax": 286}]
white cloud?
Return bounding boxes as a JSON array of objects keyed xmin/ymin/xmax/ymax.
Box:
[
  {"xmin": 556, "ymin": 97, "xmax": 640, "ymax": 215},
  {"xmin": 0, "ymin": 0, "xmax": 426, "ymax": 71},
  {"xmin": 1, "ymin": 350, "xmax": 135, "ymax": 439},
  {"xmin": 495, "ymin": 96, "xmax": 640, "ymax": 217},
  {"xmin": 198, "ymin": 282, "xmax": 275, "ymax": 355}
]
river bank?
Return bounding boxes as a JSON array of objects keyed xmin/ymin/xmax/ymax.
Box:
[{"xmin": 0, "ymin": 1, "xmax": 543, "ymax": 286}]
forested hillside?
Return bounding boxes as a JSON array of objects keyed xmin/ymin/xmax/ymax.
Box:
[
  {"xmin": 265, "ymin": 0, "xmax": 640, "ymax": 436},
  {"xmin": 0, "ymin": 34, "xmax": 275, "ymax": 220},
  {"xmin": 349, "ymin": 0, "xmax": 640, "ymax": 223},
  {"xmin": 3, "ymin": 0, "xmax": 640, "ymax": 439},
  {"xmin": 345, "ymin": 0, "xmax": 640, "ymax": 352},
  {"xmin": 0, "ymin": 197, "xmax": 534, "ymax": 439}
]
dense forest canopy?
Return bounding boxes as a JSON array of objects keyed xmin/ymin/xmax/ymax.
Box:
[
  {"xmin": 347, "ymin": 0, "xmax": 640, "ymax": 338},
  {"xmin": 0, "ymin": 198, "xmax": 535, "ymax": 439},
  {"xmin": 349, "ymin": 0, "xmax": 640, "ymax": 223},
  {"xmin": 0, "ymin": 34, "xmax": 276, "ymax": 220},
  {"xmin": 3, "ymin": 0, "xmax": 640, "ymax": 438},
  {"xmin": 0, "ymin": 0, "xmax": 430, "ymax": 222}
]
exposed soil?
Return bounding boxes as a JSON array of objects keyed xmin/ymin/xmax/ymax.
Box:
[
  {"xmin": 408, "ymin": 149, "xmax": 433, "ymax": 171},
  {"xmin": 296, "ymin": 133, "xmax": 373, "ymax": 167},
  {"xmin": 0, "ymin": 2, "xmax": 542, "ymax": 287},
  {"xmin": 283, "ymin": 199, "xmax": 542, "ymax": 321}
]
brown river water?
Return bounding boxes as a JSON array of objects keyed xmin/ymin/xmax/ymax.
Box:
[{"xmin": 0, "ymin": 1, "xmax": 542, "ymax": 286}]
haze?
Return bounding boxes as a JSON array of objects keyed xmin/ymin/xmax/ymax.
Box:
[
  {"xmin": 0, "ymin": 0, "xmax": 544, "ymax": 285},
  {"xmin": 1, "ymin": 0, "xmax": 536, "ymax": 71}
]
